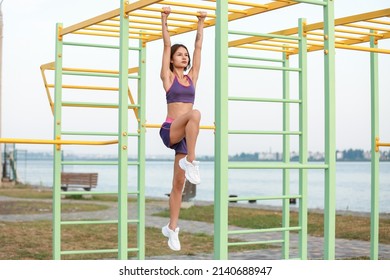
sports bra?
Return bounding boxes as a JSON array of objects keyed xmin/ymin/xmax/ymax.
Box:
[{"xmin": 166, "ymin": 75, "xmax": 195, "ymax": 104}]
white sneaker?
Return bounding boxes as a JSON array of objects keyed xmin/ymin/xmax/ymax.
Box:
[
  {"xmin": 162, "ymin": 224, "xmax": 181, "ymax": 251},
  {"xmin": 179, "ymin": 156, "xmax": 201, "ymax": 184}
]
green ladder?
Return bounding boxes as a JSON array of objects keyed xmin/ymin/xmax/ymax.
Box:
[
  {"xmin": 51, "ymin": 1, "xmax": 146, "ymax": 260},
  {"xmin": 214, "ymin": 0, "xmax": 336, "ymax": 260}
]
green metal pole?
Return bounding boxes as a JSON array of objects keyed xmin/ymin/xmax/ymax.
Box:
[
  {"xmin": 323, "ymin": 0, "xmax": 336, "ymax": 260},
  {"xmin": 118, "ymin": 0, "xmax": 129, "ymax": 260},
  {"xmin": 214, "ymin": 0, "xmax": 229, "ymax": 260},
  {"xmin": 298, "ymin": 18, "xmax": 308, "ymax": 260},
  {"xmin": 137, "ymin": 38, "xmax": 146, "ymax": 260},
  {"xmin": 282, "ymin": 49, "xmax": 290, "ymax": 259},
  {"xmin": 53, "ymin": 23, "xmax": 63, "ymax": 260},
  {"xmin": 370, "ymin": 31, "xmax": 379, "ymax": 260}
]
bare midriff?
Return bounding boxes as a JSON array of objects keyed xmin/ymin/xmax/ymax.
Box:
[{"xmin": 166, "ymin": 102, "xmax": 193, "ymax": 121}]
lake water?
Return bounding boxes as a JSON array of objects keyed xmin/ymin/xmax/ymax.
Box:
[{"xmin": 15, "ymin": 160, "xmax": 390, "ymax": 213}]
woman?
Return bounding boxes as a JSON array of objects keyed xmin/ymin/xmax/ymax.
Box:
[{"xmin": 159, "ymin": 6, "xmax": 207, "ymax": 251}]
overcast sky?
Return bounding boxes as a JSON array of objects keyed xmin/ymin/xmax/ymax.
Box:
[{"xmin": 1, "ymin": 0, "xmax": 390, "ymax": 157}]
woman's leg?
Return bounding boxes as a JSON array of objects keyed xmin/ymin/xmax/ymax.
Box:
[
  {"xmin": 169, "ymin": 109, "xmax": 201, "ymax": 162},
  {"xmin": 168, "ymin": 153, "xmax": 186, "ymax": 230}
]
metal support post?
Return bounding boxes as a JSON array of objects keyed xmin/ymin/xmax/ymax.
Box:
[
  {"xmin": 214, "ymin": 0, "xmax": 229, "ymax": 260},
  {"xmin": 118, "ymin": 0, "xmax": 130, "ymax": 260},
  {"xmin": 53, "ymin": 23, "xmax": 63, "ymax": 260},
  {"xmin": 370, "ymin": 31, "xmax": 379, "ymax": 260},
  {"xmin": 323, "ymin": 0, "xmax": 336, "ymax": 260}
]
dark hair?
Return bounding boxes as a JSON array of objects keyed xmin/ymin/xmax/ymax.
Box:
[{"xmin": 170, "ymin": 44, "xmax": 191, "ymax": 72}]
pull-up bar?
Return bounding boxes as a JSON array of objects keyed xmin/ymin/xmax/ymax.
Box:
[{"xmin": 0, "ymin": 138, "xmax": 118, "ymax": 146}]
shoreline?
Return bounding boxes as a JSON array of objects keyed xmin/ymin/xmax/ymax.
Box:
[{"xmin": 3, "ymin": 182, "xmax": 390, "ymax": 217}]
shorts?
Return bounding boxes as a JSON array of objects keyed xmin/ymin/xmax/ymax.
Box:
[{"xmin": 159, "ymin": 122, "xmax": 188, "ymax": 155}]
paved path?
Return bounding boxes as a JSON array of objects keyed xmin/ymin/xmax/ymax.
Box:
[{"xmin": 1, "ymin": 196, "xmax": 390, "ymax": 260}]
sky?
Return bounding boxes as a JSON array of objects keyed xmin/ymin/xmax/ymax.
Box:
[{"xmin": 1, "ymin": 0, "xmax": 390, "ymax": 158}]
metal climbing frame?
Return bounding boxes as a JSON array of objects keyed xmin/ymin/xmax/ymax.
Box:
[
  {"xmin": 214, "ymin": 5, "xmax": 390, "ymax": 259},
  {"xmin": 33, "ymin": 1, "xmax": 389, "ymax": 260},
  {"xmin": 40, "ymin": 0, "xmax": 319, "ymax": 260},
  {"xmin": 214, "ymin": 0, "xmax": 334, "ymax": 260},
  {"xmin": 43, "ymin": 1, "xmax": 148, "ymax": 260}
]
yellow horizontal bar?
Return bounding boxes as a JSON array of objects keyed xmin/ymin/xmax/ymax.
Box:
[
  {"xmin": 336, "ymin": 27, "xmax": 384, "ymax": 37},
  {"xmin": 127, "ymin": 12, "xmax": 198, "ymax": 23},
  {"xmin": 376, "ymin": 137, "xmax": 390, "ymax": 152},
  {"xmin": 0, "ymin": 138, "xmax": 118, "ymax": 145},
  {"xmin": 227, "ymin": 0, "xmax": 268, "ymax": 9},
  {"xmin": 306, "ymin": 41, "xmax": 390, "ymax": 54},
  {"xmin": 144, "ymin": 123, "xmax": 215, "ymax": 130},
  {"xmin": 366, "ymin": 19, "xmax": 390, "ymax": 26},
  {"xmin": 140, "ymin": 6, "xmax": 217, "ymax": 18},
  {"xmin": 307, "ymin": 30, "xmax": 366, "ymax": 41},
  {"xmin": 344, "ymin": 23, "xmax": 390, "ymax": 33},
  {"xmin": 161, "ymin": 1, "xmax": 217, "ymax": 11},
  {"xmin": 335, "ymin": 43, "xmax": 390, "ymax": 54},
  {"xmin": 161, "ymin": 0, "xmax": 248, "ymax": 15}
]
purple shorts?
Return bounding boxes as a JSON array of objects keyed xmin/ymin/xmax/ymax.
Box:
[{"xmin": 159, "ymin": 122, "xmax": 188, "ymax": 155}]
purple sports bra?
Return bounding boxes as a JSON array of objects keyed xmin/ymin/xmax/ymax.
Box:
[{"xmin": 166, "ymin": 75, "xmax": 195, "ymax": 104}]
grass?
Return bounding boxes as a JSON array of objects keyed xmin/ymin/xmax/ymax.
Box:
[
  {"xmin": 0, "ymin": 184, "xmax": 268, "ymax": 259},
  {"xmin": 0, "ymin": 221, "xmax": 216, "ymax": 260},
  {"xmin": 154, "ymin": 204, "xmax": 390, "ymax": 244},
  {"xmin": 1, "ymin": 184, "xmax": 389, "ymax": 259}
]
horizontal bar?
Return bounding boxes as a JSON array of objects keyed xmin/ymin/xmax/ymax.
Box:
[
  {"xmin": 140, "ymin": 6, "xmax": 216, "ymax": 18},
  {"xmin": 228, "ymin": 130, "xmax": 301, "ymax": 135},
  {"xmin": 61, "ymin": 161, "xmax": 139, "ymax": 166},
  {"xmin": 61, "ymin": 219, "xmax": 139, "ymax": 225},
  {"xmin": 62, "ymin": 71, "xmax": 119, "ymax": 79},
  {"xmin": 144, "ymin": 123, "xmax": 215, "ymax": 130},
  {"xmin": 60, "ymin": 191, "xmax": 118, "ymax": 195},
  {"xmin": 159, "ymin": 1, "xmax": 217, "ymax": 12},
  {"xmin": 229, "ymin": 226, "xmax": 301, "ymax": 235},
  {"xmin": 61, "ymin": 220, "xmax": 119, "ymax": 225},
  {"xmin": 335, "ymin": 43, "xmax": 390, "ymax": 55},
  {"xmin": 61, "ymin": 131, "xmax": 119, "ymax": 137},
  {"xmin": 234, "ymin": 44, "xmax": 294, "ymax": 53},
  {"xmin": 293, "ymin": 0, "xmax": 327, "ymax": 6},
  {"xmin": 216, "ymin": 0, "xmax": 268, "ymax": 9},
  {"xmin": 228, "ymin": 162, "xmax": 329, "ymax": 169},
  {"xmin": 72, "ymin": 30, "xmax": 148, "ymax": 40},
  {"xmin": 229, "ymin": 30, "xmax": 301, "ymax": 41},
  {"xmin": 344, "ymin": 23, "xmax": 390, "ymax": 33},
  {"xmin": 62, "ymin": 191, "xmax": 139, "ymax": 196},
  {"xmin": 229, "ymin": 96, "xmax": 301, "ymax": 103},
  {"xmin": 229, "ymin": 195, "xmax": 302, "ymax": 202},
  {"xmin": 66, "ymin": 67, "xmax": 138, "ymax": 75},
  {"xmin": 229, "ymin": 63, "xmax": 301, "ymax": 72},
  {"xmin": 63, "ymin": 41, "xmax": 141, "ymax": 51},
  {"xmin": 62, "ymin": 102, "xmax": 139, "ymax": 109},
  {"xmin": 48, "ymin": 84, "xmax": 119, "ymax": 91},
  {"xmin": 335, "ymin": 27, "xmax": 384, "ymax": 37},
  {"xmin": 0, "ymin": 138, "xmax": 117, "ymax": 145},
  {"xmin": 228, "ymin": 239, "xmax": 284, "ymax": 247},
  {"xmin": 61, "ymin": 248, "xmax": 120, "ymax": 255},
  {"xmin": 228, "ymin": 54, "xmax": 284, "ymax": 63},
  {"xmin": 62, "ymin": 72, "xmax": 139, "ymax": 80}
]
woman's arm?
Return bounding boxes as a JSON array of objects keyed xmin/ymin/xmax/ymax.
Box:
[
  {"xmin": 188, "ymin": 11, "xmax": 207, "ymax": 87},
  {"xmin": 160, "ymin": 7, "xmax": 173, "ymax": 90}
]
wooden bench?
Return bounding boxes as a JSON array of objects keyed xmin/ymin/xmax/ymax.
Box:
[
  {"xmin": 165, "ymin": 180, "xmax": 196, "ymax": 202},
  {"xmin": 61, "ymin": 172, "xmax": 98, "ymax": 191}
]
